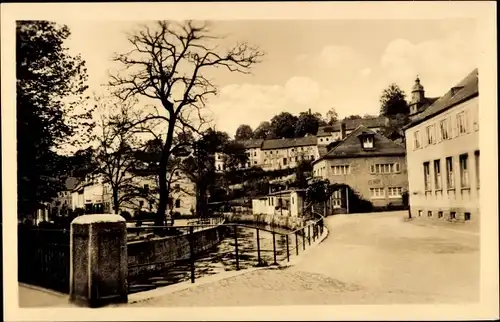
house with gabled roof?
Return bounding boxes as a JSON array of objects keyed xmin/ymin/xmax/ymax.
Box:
[
  {"xmin": 316, "ymin": 116, "xmax": 389, "ymax": 145},
  {"xmin": 312, "ymin": 125, "xmax": 408, "ymax": 212},
  {"xmin": 403, "ymin": 68, "xmax": 479, "ymax": 224}
]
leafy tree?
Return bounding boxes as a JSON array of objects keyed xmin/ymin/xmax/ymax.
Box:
[
  {"xmin": 294, "ymin": 159, "xmax": 313, "ymax": 189},
  {"xmin": 16, "ymin": 21, "xmax": 92, "ymax": 217},
  {"xmin": 234, "ymin": 124, "xmax": 253, "ymax": 141},
  {"xmin": 110, "ymin": 20, "xmax": 263, "ymax": 224},
  {"xmin": 222, "ymin": 141, "xmax": 249, "ymax": 171},
  {"xmin": 180, "ymin": 129, "xmax": 230, "ymax": 217},
  {"xmin": 379, "ymin": 83, "xmax": 409, "ymax": 116},
  {"xmin": 295, "ymin": 111, "xmax": 323, "ymax": 137},
  {"xmin": 252, "ymin": 121, "xmax": 273, "ymax": 139},
  {"xmin": 325, "ymin": 108, "xmax": 339, "ymax": 125},
  {"xmin": 269, "ymin": 112, "xmax": 298, "ymax": 139}
]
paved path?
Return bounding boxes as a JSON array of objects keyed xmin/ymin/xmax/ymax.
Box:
[
  {"xmin": 18, "ymin": 284, "xmax": 74, "ymax": 308},
  {"xmin": 132, "ymin": 211, "xmax": 479, "ymax": 306}
]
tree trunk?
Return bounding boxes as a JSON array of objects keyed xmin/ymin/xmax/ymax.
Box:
[
  {"xmin": 113, "ymin": 189, "xmax": 119, "ymax": 215},
  {"xmin": 156, "ymin": 117, "xmax": 176, "ymax": 226}
]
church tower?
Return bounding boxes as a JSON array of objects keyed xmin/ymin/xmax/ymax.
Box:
[{"xmin": 409, "ymin": 76, "xmax": 425, "ymax": 116}]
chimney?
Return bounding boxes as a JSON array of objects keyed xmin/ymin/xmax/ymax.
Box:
[
  {"xmin": 340, "ymin": 122, "xmax": 347, "ymax": 139},
  {"xmin": 308, "ymin": 108, "xmax": 312, "ymax": 115}
]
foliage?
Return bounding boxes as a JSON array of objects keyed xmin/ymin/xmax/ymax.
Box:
[
  {"xmin": 269, "ymin": 112, "xmax": 298, "ymax": 139},
  {"xmin": 294, "ymin": 111, "xmax": 323, "ymax": 137},
  {"xmin": 110, "ymin": 20, "xmax": 263, "ymax": 223},
  {"xmin": 325, "ymin": 107, "xmax": 339, "ymax": 125},
  {"xmin": 222, "ymin": 141, "xmax": 249, "ymax": 171},
  {"xmin": 294, "ymin": 159, "xmax": 313, "ymax": 189},
  {"xmin": 379, "ymin": 83, "xmax": 409, "ymax": 116},
  {"xmin": 234, "ymin": 124, "xmax": 253, "ymax": 140},
  {"xmin": 16, "ymin": 21, "xmax": 92, "ymax": 216},
  {"xmin": 252, "ymin": 121, "xmax": 273, "ymax": 139}
]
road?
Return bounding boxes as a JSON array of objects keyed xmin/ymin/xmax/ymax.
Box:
[{"xmin": 133, "ymin": 211, "xmax": 479, "ymax": 306}]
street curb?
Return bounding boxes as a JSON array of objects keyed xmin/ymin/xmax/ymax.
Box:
[{"xmin": 124, "ymin": 226, "xmax": 329, "ymax": 306}]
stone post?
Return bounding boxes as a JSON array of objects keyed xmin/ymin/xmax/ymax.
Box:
[{"xmin": 69, "ymin": 214, "xmax": 128, "ymax": 307}]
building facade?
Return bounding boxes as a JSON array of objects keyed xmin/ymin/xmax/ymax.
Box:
[
  {"xmin": 404, "ymin": 68, "xmax": 479, "ymax": 224},
  {"xmin": 312, "ymin": 125, "xmax": 408, "ymax": 210},
  {"xmin": 316, "ymin": 117, "xmax": 389, "ymax": 145}
]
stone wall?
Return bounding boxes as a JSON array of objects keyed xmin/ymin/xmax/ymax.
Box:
[
  {"xmin": 222, "ymin": 212, "xmax": 307, "ymax": 230},
  {"xmin": 127, "ymin": 225, "xmax": 227, "ymax": 278}
]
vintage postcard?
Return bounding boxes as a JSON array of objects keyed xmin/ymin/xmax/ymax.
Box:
[{"xmin": 1, "ymin": 1, "xmax": 498, "ymax": 321}]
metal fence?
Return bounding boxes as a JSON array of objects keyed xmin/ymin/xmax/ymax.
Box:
[
  {"xmin": 18, "ymin": 226, "xmax": 70, "ymax": 293},
  {"xmin": 126, "ymin": 213, "xmax": 325, "ymax": 291}
]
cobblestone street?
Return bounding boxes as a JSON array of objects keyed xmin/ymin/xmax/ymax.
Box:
[{"xmin": 132, "ymin": 212, "xmax": 479, "ymax": 306}]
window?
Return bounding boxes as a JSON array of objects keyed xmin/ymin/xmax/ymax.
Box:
[
  {"xmin": 175, "ymin": 199, "xmax": 181, "ymax": 208},
  {"xmin": 450, "ymin": 212, "xmax": 456, "ymax": 220},
  {"xmin": 254, "ymin": 152, "xmax": 257, "ymax": 156},
  {"xmin": 370, "ymin": 188, "xmax": 385, "ymax": 199},
  {"xmin": 295, "ymin": 156, "xmax": 298, "ymax": 161},
  {"xmin": 426, "ymin": 125, "xmax": 436, "ymax": 145},
  {"xmin": 438, "ymin": 211, "xmax": 443, "ymax": 218},
  {"xmin": 291, "ymin": 149, "xmax": 294, "ymax": 152},
  {"xmin": 292, "ymin": 197, "xmax": 294, "ymax": 204},
  {"xmin": 439, "ymin": 119, "xmax": 450, "ymax": 140},
  {"xmin": 457, "ymin": 112, "xmax": 467, "ymax": 134},
  {"xmin": 434, "ymin": 159, "xmax": 442, "ymax": 190},
  {"xmin": 270, "ymin": 151, "xmax": 273, "ymax": 154},
  {"xmin": 388, "ymin": 187, "xmax": 403, "ymax": 198},
  {"xmin": 320, "ymin": 138, "xmax": 323, "ymax": 142},
  {"xmin": 310, "ymin": 155, "xmax": 314, "ymax": 160},
  {"xmin": 144, "ymin": 184, "xmax": 149, "ymax": 192},
  {"xmin": 362, "ymin": 136, "xmax": 374, "ymax": 149},
  {"xmin": 418, "ymin": 210, "xmax": 423, "ymax": 217},
  {"xmin": 217, "ymin": 155, "xmax": 221, "ymax": 160},
  {"xmin": 413, "ymin": 131, "xmax": 421, "ymax": 149},
  {"xmin": 446, "ymin": 157, "xmax": 455, "ymax": 189},
  {"xmin": 254, "ymin": 161, "xmax": 257, "ymax": 165},
  {"xmin": 423, "ymin": 162, "xmax": 431, "ymax": 191},
  {"xmin": 139, "ymin": 200, "xmax": 144, "ymax": 207},
  {"xmin": 371, "ymin": 163, "xmax": 400, "ymax": 174},
  {"xmin": 331, "ymin": 165, "xmax": 350, "ymax": 175},
  {"xmin": 283, "ymin": 158, "xmax": 287, "ymax": 165},
  {"xmin": 459, "ymin": 154, "xmax": 469, "ymax": 188},
  {"xmin": 427, "ymin": 211, "xmax": 432, "ymax": 217},
  {"xmin": 475, "ymin": 151, "xmax": 480, "ymax": 188},
  {"xmin": 464, "ymin": 212, "xmax": 471, "ymax": 221}
]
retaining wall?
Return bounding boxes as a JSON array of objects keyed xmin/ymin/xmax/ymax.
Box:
[
  {"xmin": 127, "ymin": 225, "xmax": 227, "ymax": 278},
  {"xmin": 222, "ymin": 213, "xmax": 307, "ymax": 230}
]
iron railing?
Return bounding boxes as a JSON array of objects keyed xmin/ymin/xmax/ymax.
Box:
[
  {"xmin": 17, "ymin": 227, "xmax": 70, "ymax": 293},
  {"xmin": 126, "ymin": 213, "xmax": 325, "ymax": 292}
]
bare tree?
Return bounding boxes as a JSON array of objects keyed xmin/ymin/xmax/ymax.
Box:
[
  {"xmin": 109, "ymin": 20, "xmax": 263, "ymax": 224},
  {"xmin": 93, "ymin": 95, "xmax": 155, "ymax": 214}
]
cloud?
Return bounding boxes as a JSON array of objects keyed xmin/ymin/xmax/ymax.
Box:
[{"xmin": 379, "ymin": 31, "xmax": 477, "ymax": 96}]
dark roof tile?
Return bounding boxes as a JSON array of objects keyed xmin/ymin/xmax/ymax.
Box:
[{"xmin": 261, "ymin": 136, "xmax": 317, "ymax": 150}]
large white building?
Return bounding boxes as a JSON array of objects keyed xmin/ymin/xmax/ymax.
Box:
[{"xmin": 404, "ymin": 69, "xmax": 479, "ymax": 224}]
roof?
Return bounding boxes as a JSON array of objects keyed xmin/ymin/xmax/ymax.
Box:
[
  {"xmin": 235, "ymin": 139, "xmax": 264, "ymax": 149},
  {"xmin": 268, "ymin": 189, "xmax": 306, "ymax": 196},
  {"xmin": 261, "ymin": 136, "xmax": 317, "ymax": 150},
  {"xmin": 405, "ymin": 68, "xmax": 478, "ymax": 129},
  {"xmin": 317, "ymin": 117, "xmax": 388, "ymax": 136},
  {"xmin": 318, "ymin": 146, "xmax": 329, "ymax": 157},
  {"xmin": 314, "ymin": 125, "xmax": 405, "ymax": 163}
]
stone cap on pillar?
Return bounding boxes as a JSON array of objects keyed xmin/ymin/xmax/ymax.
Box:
[{"xmin": 71, "ymin": 214, "xmax": 126, "ymax": 225}]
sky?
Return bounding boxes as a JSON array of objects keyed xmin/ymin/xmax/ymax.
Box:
[{"xmin": 62, "ymin": 19, "xmax": 477, "ymax": 137}]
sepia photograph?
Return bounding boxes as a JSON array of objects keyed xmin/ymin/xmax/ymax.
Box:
[{"xmin": 1, "ymin": 1, "xmax": 498, "ymax": 321}]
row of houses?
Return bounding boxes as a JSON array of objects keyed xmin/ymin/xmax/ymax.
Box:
[
  {"xmin": 251, "ymin": 68, "xmax": 479, "ymax": 225},
  {"xmin": 215, "ymin": 116, "xmax": 389, "ymax": 172}
]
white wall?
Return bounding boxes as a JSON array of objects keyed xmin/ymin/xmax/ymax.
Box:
[{"xmin": 404, "ymin": 96, "xmax": 479, "ymax": 219}]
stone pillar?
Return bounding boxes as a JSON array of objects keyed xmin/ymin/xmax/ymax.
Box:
[{"xmin": 69, "ymin": 214, "xmax": 128, "ymax": 307}]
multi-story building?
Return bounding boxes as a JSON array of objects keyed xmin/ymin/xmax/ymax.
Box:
[
  {"xmin": 215, "ymin": 139, "xmax": 263, "ymax": 171},
  {"xmin": 312, "ymin": 125, "xmax": 408, "ymax": 211},
  {"xmin": 404, "ymin": 68, "xmax": 479, "ymax": 224},
  {"xmin": 316, "ymin": 116, "xmax": 389, "ymax": 146},
  {"xmin": 261, "ymin": 136, "xmax": 319, "ymax": 170}
]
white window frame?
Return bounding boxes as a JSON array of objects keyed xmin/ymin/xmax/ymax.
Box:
[
  {"xmin": 457, "ymin": 112, "xmax": 467, "ymax": 134},
  {"xmin": 439, "ymin": 119, "xmax": 449, "ymax": 140},
  {"xmin": 446, "ymin": 156, "xmax": 455, "ymax": 189},
  {"xmin": 370, "ymin": 187, "xmax": 385, "ymax": 199},
  {"xmin": 460, "ymin": 153, "xmax": 470, "ymax": 188},
  {"xmin": 414, "ymin": 130, "xmax": 421, "ymax": 149},
  {"xmin": 388, "ymin": 187, "xmax": 403, "ymax": 198}
]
